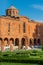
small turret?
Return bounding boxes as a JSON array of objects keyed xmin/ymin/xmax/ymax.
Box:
[{"xmin": 6, "ymin": 6, "xmax": 19, "ymax": 17}]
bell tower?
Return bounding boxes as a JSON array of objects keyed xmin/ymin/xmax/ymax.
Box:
[{"xmin": 6, "ymin": 6, "xmax": 19, "ymax": 17}]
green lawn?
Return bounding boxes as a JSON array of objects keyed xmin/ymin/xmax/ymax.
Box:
[{"xmin": 0, "ymin": 62, "xmax": 39, "ymax": 65}]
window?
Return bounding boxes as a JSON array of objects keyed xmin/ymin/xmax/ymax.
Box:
[
  {"xmin": 19, "ymin": 24, "xmax": 20, "ymax": 33},
  {"xmin": 21, "ymin": 38, "xmax": 25, "ymax": 46},
  {"xmin": 10, "ymin": 38, "xmax": 14, "ymax": 45},
  {"xmin": 23, "ymin": 22, "xmax": 26, "ymax": 33},
  {"xmin": 34, "ymin": 39, "xmax": 37, "ymax": 45},
  {"xmin": 36, "ymin": 28, "xmax": 38, "ymax": 34},
  {"xmin": 36, "ymin": 26, "xmax": 40, "ymax": 35},
  {"xmin": 15, "ymin": 38, "xmax": 19, "ymax": 46},
  {"xmin": 8, "ymin": 23, "xmax": 10, "ymax": 32},
  {"xmin": 37, "ymin": 39, "xmax": 41, "ymax": 45}
]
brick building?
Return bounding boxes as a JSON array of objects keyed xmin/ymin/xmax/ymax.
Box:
[{"xmin": 0, "ymin": 6, "xmax": 43, "ymax": 51}]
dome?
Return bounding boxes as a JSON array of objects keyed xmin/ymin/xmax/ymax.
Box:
[{"xmin": 9, "ymin": 6, "xmax": 16, "ymax": 9}]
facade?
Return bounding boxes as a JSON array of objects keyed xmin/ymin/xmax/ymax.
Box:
[{"xmin": 0, "ymin": 6, "xmax": 43, "ymax": 51}]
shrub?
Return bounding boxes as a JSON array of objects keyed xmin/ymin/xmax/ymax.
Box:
[
  {"xmin": 0, "ymin": 50, "xmax": 43, "ymax": 63},
  {"xmin": 42, "ymin": 45, "xmax": 43, "ymax": 51}
]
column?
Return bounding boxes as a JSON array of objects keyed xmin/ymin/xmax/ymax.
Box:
[
  {"xmin": 10, "ymin": 40, "xmax": 14, "ymax": 51},
  {"xmin": 25, "ymin": 39, "xmax": 28, "ymax": 49},
  {"xmin": 1, "ymin": 40, "xmax": 5, "ymax": 52},
  {"xmin": 18, "ymin": 38, "xmax": 21, "ymax": 50}
]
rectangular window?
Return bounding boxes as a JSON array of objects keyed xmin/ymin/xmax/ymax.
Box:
[
  {"xmin": 23, "ymin": 22, "xmax": 26, "ymax": 33},
  {"xmin": 36, "ymin": 27, "xmax": 40, "ymax": 36},
  {"xmin": 8, "ymin": 23, "xmax": 10, "ymax": 32}
]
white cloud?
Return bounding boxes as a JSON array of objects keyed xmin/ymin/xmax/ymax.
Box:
[
  {"xmin": 31, "ymin": 4, "xmax": 43, "ymax": 10},
  {"xmin": 35, "ymin": 20, "xmax": 43, "ymax": 22}
]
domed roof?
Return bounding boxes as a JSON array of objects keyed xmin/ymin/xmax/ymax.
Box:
[{"xmin": 9, "ymin": 6, "xmax": 16, "ymax": 9}]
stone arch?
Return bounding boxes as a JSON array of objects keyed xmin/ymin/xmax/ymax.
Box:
[
  {"xmin": 21, "ymin": 38, "xmax": 25, "ymax": 46},
  {"xmin": 0, "ymin": 38, "xmax": 2, "ymax": 46},
  {"xmin": 15, "ymin": 38, "xmax": 19, "ymax": 46},
  {"xmin": 0, "ymin": 38, "xmax": 2, "ymax": 41},
  {"xmin": 4, "ymin": 38, "xmax": 8, "ymax": 41},
  {"xmin": 10, "ymin": 38, "xmax": 14, "ymax": 45},
  {"xmin": 37, "ymin": 39, "xmax": 41, "ymax": 45},
  {"xmin": 21, "ymin": 36, "xmax": 28, "ymax": 49},
  {"xmin": 34, "ymin": 38, "xmax": 37, "ymax": 46},
  {"xmin": 4, "ymin": 38, "xmax": 9, "ymax": 46}
]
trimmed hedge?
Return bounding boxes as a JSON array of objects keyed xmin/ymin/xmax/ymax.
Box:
[{"xmin": 0, "ymin": 50, "xmax": 43, "ymax": 63}]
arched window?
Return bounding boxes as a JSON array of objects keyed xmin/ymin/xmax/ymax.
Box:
[
  {"xmin": 0, "ymin": 38, "xmax": 2, "ymax": 46},
  {"xmin": 15, "ymin": 38, "xmax": 19, "ymax": 46},
  {"xmin": 34, "ymin": 39, "xmax": 37, "ymax": 46},
  {"xmin": 21, "ymin": 38, "xmax": 25, "ymax": 46},
  {"xmin": 4, "ymin": 38, "xmax": 8, "ymax": 46},
  {"xmin": 10, "ymin": 38, "xmax": 14, "ymax": 45},
  {"xmin": 4, "ymin": 38, "xmax": 8, "ymax": 42},
  {"xmin": 37, "ymin": 39, "xmax": 41, "ymax": 45},
  {"xmin": 0, "ymin": 38, "xmax": 2, "ymax": 41},
  {"xmin": 23, "ymin": 22, "xmax": 26, "ymax": 33}
]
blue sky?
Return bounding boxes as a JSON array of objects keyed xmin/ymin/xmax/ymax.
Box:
[{"xmin": 0, "ymin": 0, "xmax": 43, "ymax": 22}]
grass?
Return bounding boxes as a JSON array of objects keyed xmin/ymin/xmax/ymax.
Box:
[{"xmin": 0, "ymin": 62, "xmax": 40, "ymax": 65}]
